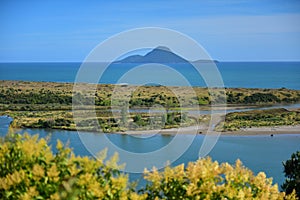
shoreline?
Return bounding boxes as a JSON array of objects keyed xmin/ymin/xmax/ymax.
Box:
[
  {"xmin": 2, "ymin": 114, "xmax": 300, "ymax": 136},
  {"xmin": 223, "ymin": 125, "xmax": 300, "ymax": 136},
  {"xmin": 115, "ymin": 125, "xmax": 300, "ymax": 136},
  {"xmin": 5, "ymin": 125, "xmax": 300, "ymax": 136},
  {"xmin": 5, "ymin": 124, "xmax": 300, "ymax": 137}
]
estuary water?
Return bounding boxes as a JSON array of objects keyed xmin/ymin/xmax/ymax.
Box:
[{"xmin": 0, "ymin": 116, "xmax": 299, "ymax": 187}]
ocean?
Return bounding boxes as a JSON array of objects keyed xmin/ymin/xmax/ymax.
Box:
[{"xmin": 0, "ymin": 62, "xmax": 299, "ymax": 89}]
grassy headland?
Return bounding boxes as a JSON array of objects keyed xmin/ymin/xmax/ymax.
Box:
[{"xmin": 1, "ymin": 80, "xmax": 300, "ymax": 110}]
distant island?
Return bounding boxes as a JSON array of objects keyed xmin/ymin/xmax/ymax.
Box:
[{"xmin": 114, "ymin": 46, "xmax": 219, "ymax": 63}]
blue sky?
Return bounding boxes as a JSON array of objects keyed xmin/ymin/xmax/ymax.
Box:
[{"xmin": 0, "ymin": 0, "xmax": 300, "ymax": 62}]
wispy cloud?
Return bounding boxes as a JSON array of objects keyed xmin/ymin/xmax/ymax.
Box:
[{"xmin": 154, "ymin": 14, "xmax": 300, "ymax": 35}]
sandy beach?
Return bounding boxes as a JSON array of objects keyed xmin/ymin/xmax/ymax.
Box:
[
  {"xmin": 116, "ymin": 124, "xmax": 300, "ymax": 136},
  {"xmin": 226, "ymin": 125, "xmax": 300, "ymax": 135}
]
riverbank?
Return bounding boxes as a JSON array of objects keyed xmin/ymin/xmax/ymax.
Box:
[
  {"xmin": 1, "ymin": 114, "xmax": 300, "ymax": 136},
  {"xmin": 2, "ymin": 106, "xmax": 300, "ymax": 135},
  {"xmin": 114, "ymin": 124, "xmax": 300, "ymax": 136}
]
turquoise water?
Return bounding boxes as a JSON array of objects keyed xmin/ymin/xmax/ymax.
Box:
[
  {"xmin": 0, "ymin": 62, "xmax": 300, "ymax": 89},
  {"xmin": 1, "ymin": 127, "xmax": 300, "ymax": 187},
  {"xmin": 0, "ymin": 116, "xmax": 299, "ymax": 187}
]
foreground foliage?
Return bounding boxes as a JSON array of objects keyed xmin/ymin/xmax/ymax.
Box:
[
  {"xmin": 282, "ymin": 151, "xmax": 300, "ymax": 198},
  {"xmin": 0, "ymin": 133, "xmax": 297, "ymax": 199},
  {"xmin": 143, "ymin": 159, "xmax": 297, "ymax": 200},
  {"xmin": 0, "ymin": 133, "xmax": 140, "ymax": 200}
]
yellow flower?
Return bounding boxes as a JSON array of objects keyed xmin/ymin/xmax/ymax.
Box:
[
  {"xmin": 129, "ymin": 192, "xmax": 147, "ymax": 200},
  {"xmin": 0, "ymin": 177, "xmax": 9, "ymax": 190},
  {"xmin": 32, "ymin": 164, "xmax": 45, "ymax": 180},
  {"xmin": 49, "ymin": 192, "xmax": 60, "ymax": 200},
  {"xmin": 78, "ymin": 173, "xmax": 93, "ymax": 185},
  {"xmin": 56, "ymin": 140, "xmax": 63, "ymax": 150},
  {"xmin": 20, "ymin": 186, "xmax": 39, "ymax": 200},
  {"xmin": 47, "ymin": 165, "xmax": 60, "ymax": 182}
]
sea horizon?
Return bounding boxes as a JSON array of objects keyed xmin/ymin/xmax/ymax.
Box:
[{"xmin": 1, "ymin": 61, "xmax": 299, "ymax": 90}]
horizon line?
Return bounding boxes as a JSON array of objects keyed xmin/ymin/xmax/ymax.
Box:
[{"xmin": 1, "ymin": 60, "xmax": 300, "ymax": 63}]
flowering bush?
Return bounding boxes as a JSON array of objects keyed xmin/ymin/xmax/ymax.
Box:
[
  {"xmin": 142, "ymin": 158, "xmax": 297, "ymax": 200},
  {"xmin": 0, "ymin": 133, "xmax": 142, "ymax": 200},
  {"xmin": 0, "ymin": 133, "xmax": 296, "ymax": 199}
]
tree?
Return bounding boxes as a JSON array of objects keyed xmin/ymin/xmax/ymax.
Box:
[
  {"xmin": 161, "ymin": 113, "xmax": 167, "ymax": 126},
  {"xmin": 133, "ymin": 114, "xmax": 142, "ymax": 123},
  {"xmin": 282, "ymin": 151, "xmax": 300, "ymax": 198},
  {"xmin": 133, "ymin": 114, "xmax": 145, "ymax": 126},
  {"xmin": 120, "ymin": 103, "xmax": 128, "ymax": 127}
]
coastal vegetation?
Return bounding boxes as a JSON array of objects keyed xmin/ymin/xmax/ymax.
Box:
[
  {"xmin": 218, "ymin": 108, "xmax": 300, "ymax": 131},
  {"xmin": 1, "ymin": 81, "xmax": 300, "ymax": 110},
  {"xmin": 1, "ymin": 80, "xmax": 300, "ymax": 131},
  {"xmin": 4, "ymin": 110, "xmax": 196, "ymax": 133},
  {"xmin": 0, "ymin": 133, "xmax": 296, "ymax": 199}
]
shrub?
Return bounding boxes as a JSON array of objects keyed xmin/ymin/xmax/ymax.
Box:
[
  {"xmin": 243, "ymin": 93, "xmax": 280, "ymax": 104},
  {"xmin": 282, "ymin": 151, "xmax": 300, "ymax": 198},
  {"xmin": 0, "ymin": 133, "xmax": 140, "ymax": 200},
  {"xmin": 142, "ymin": 158, "xmax": 296, "ymax": 200},
  {"xmin": 0, "ymin": 133, "xmax": 296, "ymax": 199}
]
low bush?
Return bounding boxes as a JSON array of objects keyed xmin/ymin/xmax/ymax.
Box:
[
  {"xmin": 0, "ymin": 133, "xmax": 296, "ymax": 199},
  {"xmin": 0, "ymin": 133, "xmax": 139, "ymax": 200},
  {"xmin": 282, "ymin": 151, "xmax": 300, "ymax": 198}
]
